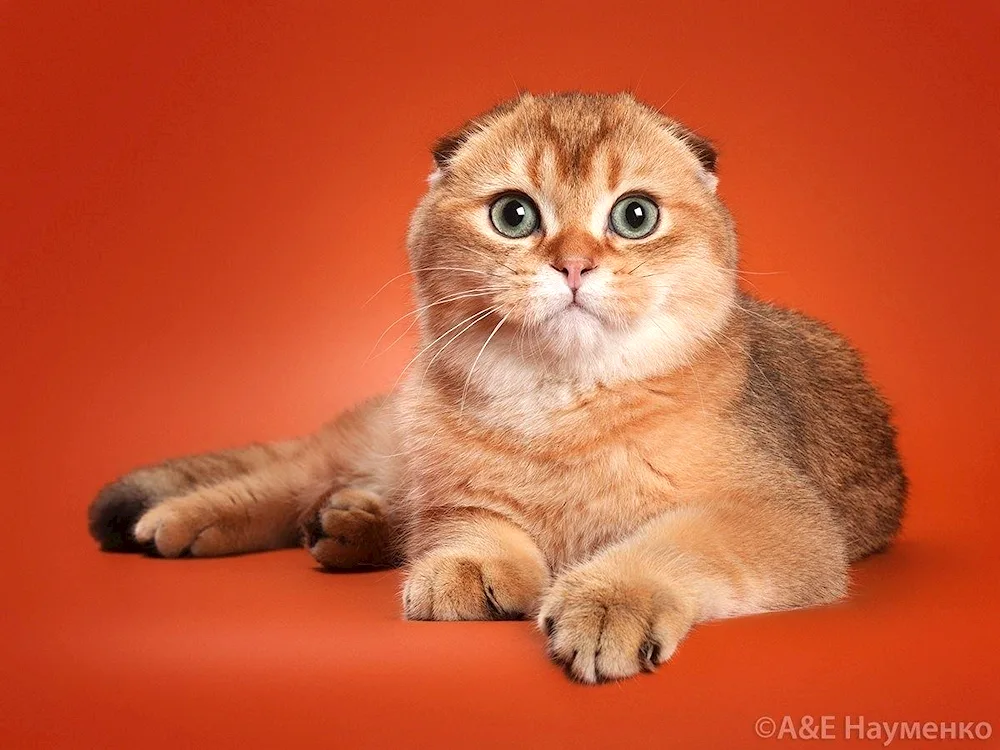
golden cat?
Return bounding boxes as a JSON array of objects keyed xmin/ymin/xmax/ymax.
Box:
[{"xmin": 88, "ymin": 92, "xmax": 906, "ymax": 683}]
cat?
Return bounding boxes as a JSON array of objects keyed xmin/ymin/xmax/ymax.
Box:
[{"xmin": 88, "ymin": 92, "xmax": 906, "ymax": 683}]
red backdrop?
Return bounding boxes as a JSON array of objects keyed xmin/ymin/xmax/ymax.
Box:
[{"xmin": 2, "ymin": 2, "xmax": 998, "ymax": 748}]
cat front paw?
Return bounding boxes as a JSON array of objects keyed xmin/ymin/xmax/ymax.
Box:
[
  {"xmin": 538, "ymin": 564, "xmax": 694, "ymax": 683},
  {"xmin": 403, "ymin": 549, "xmax": 546, "ymax": 621},
  {"xmin": 302, "ymin": 489, "xmax": 393, "ymax": 569},
  {"xmin": 133, "ymin": 499, "xmax": 219, "ymax": 557}
]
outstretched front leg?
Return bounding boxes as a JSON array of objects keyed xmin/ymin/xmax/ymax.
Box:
[
  {"xmin": 131, "ymin": 463, "xmax": 328, "ymax": 557},
  {"xmin": 89, "ymin": 438, "xmax": 334, "ymax": 558},
  {"xmin": 539, "ymin": 479, "xmax": 848, "ymax": 683},
  {"xmin": 88, "ymin": 440, "xmax": 312, "ymax": 554},
  {"xmin": 88, "ymin": 395, "xmax": 399, "ymax": 559}
]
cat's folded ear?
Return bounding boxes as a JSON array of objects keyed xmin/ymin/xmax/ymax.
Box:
[
  {"xmin": 428, "ymin": 120, "xmax": 482, "ymax": 185},
  {"xmin": 675, "ymin": 126, "xmax": 718, "ymax": 175},
  {"xmin": 669, "ymin": 121, "xmax": 719, "ymax": 192},
  {"xmin": 427, "ymin": 128, "xmax": 468, "ymax": 185},
  {"xmin": 429, "ymin": 96, "xmax": 528, "ymax": 175},
  {"xmin": 431, "ymin": 128, "xmax": 471, "ymax": 170}
]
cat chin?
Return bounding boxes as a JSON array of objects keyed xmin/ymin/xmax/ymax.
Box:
[
  {"xmin": 525, "ymin": 307, "xmax": 697, "ymax": 381},
  {"xmin": 535, "ymin": 305, "xmax": 615, "ymax": 353}
]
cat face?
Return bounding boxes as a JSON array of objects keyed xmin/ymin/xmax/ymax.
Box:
[{"xmin": 407, "ymin": 92, "xmax": 737, "ymax": 384}]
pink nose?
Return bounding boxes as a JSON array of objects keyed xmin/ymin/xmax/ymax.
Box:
[{"xmin": 551, "ymin": 257, "xmax": 596, "ymax": 292}]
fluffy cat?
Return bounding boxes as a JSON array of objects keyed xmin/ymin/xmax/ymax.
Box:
[{"xmin": 88, "ymin": 92, "xmax": 906, "ymax": 683}]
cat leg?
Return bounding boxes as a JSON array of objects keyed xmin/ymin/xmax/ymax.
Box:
[
  {"xmin": 88, "ymin": 440, "xmax": 307, "ymax": 553},
  {"xmin": 539, "ymin": 482, "xmax": 848, "ymax": 683},
  {"xmin": 402, "ymin": 508, "xmax": 550, "ymax": 620},
  {"xmin": 130, "ymin": 448, "xmax": 332, "ymax": 557},
  {"xmin": 89, "ymin": 395, "xmax": 399, "ymax": 557}
]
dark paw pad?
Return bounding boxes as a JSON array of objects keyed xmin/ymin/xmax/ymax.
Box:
[
  {"xmin": 302, "ymin": 513, "xmax": 325, "ymax": 548},
  {"xmin": 87, "ymin": 480, "xmax": 156, "ymax": 553}
]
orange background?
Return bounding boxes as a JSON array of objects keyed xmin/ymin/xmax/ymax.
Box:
[{"xmin": 2, "ymin": 2, "xmax": 998, "ymax": 747}]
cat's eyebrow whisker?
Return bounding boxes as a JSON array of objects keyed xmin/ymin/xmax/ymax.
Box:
[
  {"xmin": 656, "ymin": 78, "xmax": 689, "ymax": 114},
  {"xmin": 364, "ymin": 289, "xmax": 504, "ymax": 363},
  {"xmin": 363, "ymin": 266, "xmax": 496, "ymax": 307}
]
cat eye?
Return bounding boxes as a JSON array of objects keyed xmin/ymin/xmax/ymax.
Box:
[
  {"xmin": 609, "ymin": 195, "xmax": 660, "ymax": 239},
  {"xmin": 489, "ymin": 193, "xmax": 540, "ymax": 239}
]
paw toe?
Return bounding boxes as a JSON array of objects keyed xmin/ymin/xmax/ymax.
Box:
[
  {"xmin": 188, "ymin": 526, "xmax": 231, "ymax": 557},
  {"xmin": 303, "ymin": 490, "xmax": 390, "ymax": 570},
  {"xmin": 133, "ymin": 506, "xmax": 201, "ymax": 558},
  {"xmin": 403, "ymin": 553, "xmax": 543, "ymax": 621},
  {"xmin": 540, "ymin": 575, "xmax": 686, "ymax": 683}
]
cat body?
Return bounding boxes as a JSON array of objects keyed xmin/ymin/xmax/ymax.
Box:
[{"xmin": 89, "ymin": 92, "xmax": 905, "ymax": 683}]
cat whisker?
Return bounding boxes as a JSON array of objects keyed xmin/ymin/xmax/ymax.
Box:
[
  {"xmin": 377, "ymin": 305, "xmax": 501, "ymax": 413},
  {"xmin": 731, "ymin": 301, "xmax": 796, "ymax": 331},
  {"xmin": 367, "ymin": 316, "xmax": 427, "ymax": 363},
  {"xmin": 364, "ymin": 288, "xmax": 505, "ymax": 363},
  {"xmin": 656, "ymin": 79, "xmax": 689, "ymax": 114},
  {"xmin": 705, "ymin": 319, "xmax": 777, "ymax": 393},
  {"xmin": 700, "ymin": 326, "xmax": 739, "ymax": 372},
  {"xmin": 363, "ymin": 266, "xmax": 496, "ymax": 308},
  {"xmin": 459, "ymin": 304, "xmax": 518, "ymax": 417},
  {"xmin": 648, "ymin": 318, "xmax": 709, "ymax": 420},
  {"xmin": 514, "ymin": 319, "xmax": 534, "ymax": 364},
  {"xmin": 637, "ymin": 269, "xmax": 784, "ymax": 281},
  {"xmin": 735, "ymin": 277, "xmax": 765, "ymax": 295},
  {"xmin": 732, "ymin": 271, "xmax": 785, "ymax": 296},
  {"xmin": 512, "ymin": 308, "xmax": 545, "ymax": 364},
  {"xmin": 627, "ymin": 257, "xmax": 655, "ymax": 275},
  {"xmin": 419, "ymin": 306, "xmax": 501, "ymax": 388}
]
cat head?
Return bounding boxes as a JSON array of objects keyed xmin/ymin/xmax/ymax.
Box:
[{"xmin": 407, "ymin": 92, "xmax": 737, "ymax": 387}]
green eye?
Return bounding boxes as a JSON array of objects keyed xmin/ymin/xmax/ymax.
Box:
[
  {"xmin": 609, "ymin": 195, "xmax": 659, "ymax": 239},
  {"xmin": 489, "ymin": 193, "xmax": 540, "ymax": 239}
]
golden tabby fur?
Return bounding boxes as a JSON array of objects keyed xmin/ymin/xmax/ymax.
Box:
[{"xmin": 89, "ymin": 92, "xmax": 905, "ymax": 683}]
